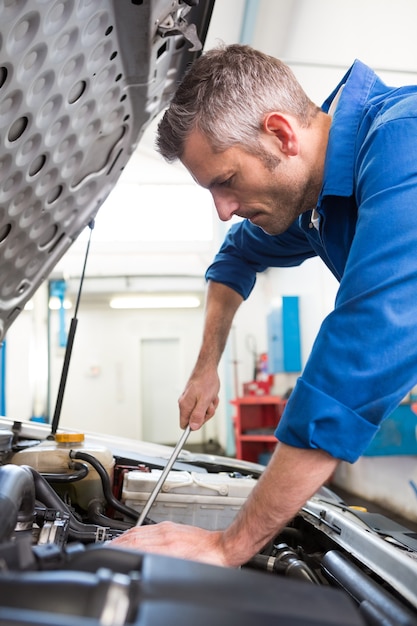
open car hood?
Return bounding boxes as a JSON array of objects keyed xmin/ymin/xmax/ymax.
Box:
[{"xmin": 0, "ymin": 0, "xmax": 214, "ymax": 340}]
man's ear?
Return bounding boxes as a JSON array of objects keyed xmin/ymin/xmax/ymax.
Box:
[{"xmin": 263, "ymin": 112, "xmax": 299, "ymax": 156}]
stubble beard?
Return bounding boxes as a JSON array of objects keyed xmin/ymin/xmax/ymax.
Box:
[{"xmin": 253, "ymin": 144, "xmax": 322, "ymax": 236}]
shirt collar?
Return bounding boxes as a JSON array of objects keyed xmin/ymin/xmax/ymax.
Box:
[{"xmin": 319, "ymin": 59, "xmax": 377, "ymax": 199}]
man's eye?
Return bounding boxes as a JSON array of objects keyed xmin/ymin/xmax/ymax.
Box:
[{"xmin": 218, "ymin": 177, "xmax": 233, "ymax": 188}]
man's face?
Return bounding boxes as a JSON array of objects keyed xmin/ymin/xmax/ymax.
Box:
[{"xmin": 181, "ymin": 129, "xmax": 323, "ymax": 236}]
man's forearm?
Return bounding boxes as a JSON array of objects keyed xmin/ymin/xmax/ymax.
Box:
[
  {"xmin": 220, "ymin": 442, "xmax": 339, "ymax": 567},
  {"xmin": 178, "ymin": 280, "xmax": 244, "ymax": 429},
  {"xmin": 195, "ymin": 280, "xmax": 244, "ymax": 369}
]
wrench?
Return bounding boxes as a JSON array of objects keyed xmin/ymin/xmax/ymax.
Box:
[{"xmin": 136, "ymin": 424, "xmax": 192, "ymax": 526}]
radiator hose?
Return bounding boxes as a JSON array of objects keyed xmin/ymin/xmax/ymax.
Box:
[
  {"xmin": 0, "ymin": 464, "xmax": 35, "ymax": 542},
  {"xmin": 29, "ymin": 466, "xmax": 109, "ymax": 542},
  {"xmin": 70, "ymin": 449, "xmax": 154, "ymax": 525},
  {"xmin": 322, "ymin": 550, "xmax": 417, "ymax": 625},
  {"xmin": 245, "ymin": 542, "xmax": 320, "ymax": 584}
]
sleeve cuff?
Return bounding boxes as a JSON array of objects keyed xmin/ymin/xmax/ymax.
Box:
[
  {"xmin": 275, "ymin": 378, "xmax": 379, "ymax": 463},
  {"xmin": 205, "ymin": 258, "xmax": 257, "ymax": 300}
]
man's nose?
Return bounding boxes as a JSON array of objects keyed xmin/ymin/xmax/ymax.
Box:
[{"xmin": 211, "ymin": 191, "xmax": 239, "ymax": 222}]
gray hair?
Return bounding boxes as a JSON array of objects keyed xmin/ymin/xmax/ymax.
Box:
[{"xmin": 156, "ymin": 43, "xmax": 319, "ymax": 162}]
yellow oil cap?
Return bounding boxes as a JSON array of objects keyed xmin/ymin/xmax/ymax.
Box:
[
  {"xmin": 55, "ymin": 432, "xmax": 85, "ymax": 444},
  {"xmin": 348, "ymin": 505, "xmax": 368, "ymax": 512}
]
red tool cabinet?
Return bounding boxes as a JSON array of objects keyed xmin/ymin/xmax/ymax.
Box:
[{"xmin": 232, "ymin": 396, "xmax": 286, "ymax": 464}]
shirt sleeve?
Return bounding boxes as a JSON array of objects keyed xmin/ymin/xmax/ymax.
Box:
[
  {"xmin": 205, "ymin": 219, "xmax": 317, "ymax": 299},
  {"xmin": 277, "ymin": 103, "xmax": 417, "ymax": 462}
]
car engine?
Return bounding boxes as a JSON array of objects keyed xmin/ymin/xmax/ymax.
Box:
[{"xmin": 0, "ymin": 418, "xmax": 416, "ymax": 626}]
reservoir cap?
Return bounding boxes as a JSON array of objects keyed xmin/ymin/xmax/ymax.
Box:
[{"xmin": 55, "ymin": 432, "xmax": 85, "ymax": 444}]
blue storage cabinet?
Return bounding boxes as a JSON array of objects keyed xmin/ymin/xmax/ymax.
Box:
[
  {"xmin": 267, "ymin": 296, "xmax": 301, "ymax": 373},
  {"xmin": 363, "ymin": 404, "xmax": 417, "ymax": 456}
]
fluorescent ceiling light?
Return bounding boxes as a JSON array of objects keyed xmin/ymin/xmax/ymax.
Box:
[{"xmin": 109, "ymin": 295, "xmax": 201, "ymax": 309}]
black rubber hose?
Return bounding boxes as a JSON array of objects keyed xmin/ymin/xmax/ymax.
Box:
[
  {"xmin": 87, "ymin": 498, "xmax": 133, "ymax": 531},
  {"xmin": 29, "ymin": 467, "xmax": 107, "ymax": 542},
  {"xmin": 41, "ymin": 462, "xmax": 89, "ymax": 484},
  {"xmin": 245, "ymin": 543, "xmax": 320, "ymax": 584},
  {"xmin": 0, "ymin": 464, "xmax": 35, "ymax": 542},
  {"xmin": 276, "ymin": 526, "xmax": 303, "ymax": 546},
  {"xmin": 70, "ymin": 450, "xmax": 145, "ymax": 523},
  {"xmin": 359, "ymin": 600, "xmax": 399, "ymax": 626},
  {"xmin": 321, "ymin": 550, "xmax": 417, "ymax": 626},
  {"xmin": 275, "ymin": 543, "xmax": 321, "ymax": 583}
]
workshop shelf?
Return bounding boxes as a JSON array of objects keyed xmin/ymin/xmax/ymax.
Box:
[{"xmin": 232, "ymin": 396, "xmax": 286, "ymax": 464}]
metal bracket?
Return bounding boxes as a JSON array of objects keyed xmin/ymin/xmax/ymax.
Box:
[{"xmin": 158, "ymin": 3, "xmax": 203, "ymax": 52}]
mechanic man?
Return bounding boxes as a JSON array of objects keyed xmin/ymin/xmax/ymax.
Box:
[{"xmin": 111, "ymin": 44, "xmax": 417, "ymax": 566}]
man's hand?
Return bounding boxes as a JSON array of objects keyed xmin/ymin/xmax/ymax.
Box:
[
  {"xmin": 178, "ymin": 367, "xmax": 220, "ymax": 430},
  {"xmin": 110, "ymin": 521, "xmax": 229, "ymax": 567}
]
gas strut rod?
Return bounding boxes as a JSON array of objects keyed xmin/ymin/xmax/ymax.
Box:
[{"xmin": 49, "ymin": 220, "xmax": 95, "ymax": 438}]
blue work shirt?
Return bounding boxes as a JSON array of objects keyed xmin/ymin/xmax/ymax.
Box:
[{"xmin": 205, "ymin": 60, "xmax": 417, "ymax": 462}]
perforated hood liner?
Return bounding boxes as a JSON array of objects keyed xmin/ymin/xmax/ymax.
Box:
[{"xmin": 0, "ymin": 0, "xmax": 212, "ymax": 340}]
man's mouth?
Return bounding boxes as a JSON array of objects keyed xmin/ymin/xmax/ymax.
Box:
[{"xmin": 248, "ymin": 212, "xmax": 263, "ymax": 225}]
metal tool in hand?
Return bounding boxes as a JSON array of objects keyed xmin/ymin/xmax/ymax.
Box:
[{"xmin": 136, "ymin": 424, "xmax": 192, "ymax": 526}]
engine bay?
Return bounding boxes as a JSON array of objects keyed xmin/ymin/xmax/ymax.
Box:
[{"xmin": 0, "ymin": 418, "xmax": 416, "ymax": 626}]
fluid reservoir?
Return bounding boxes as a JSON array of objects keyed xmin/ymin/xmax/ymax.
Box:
[{"xmin": 11, "ymin": 432, "xmax": 115, "ymax": 511}]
